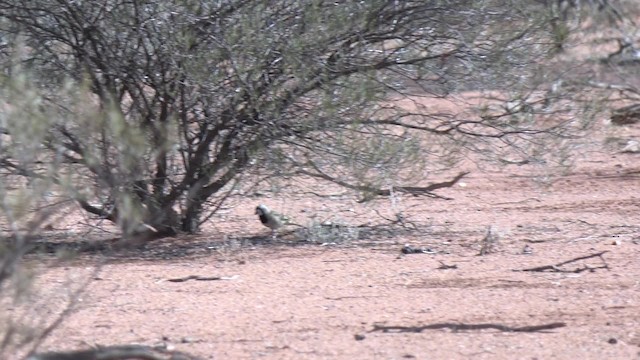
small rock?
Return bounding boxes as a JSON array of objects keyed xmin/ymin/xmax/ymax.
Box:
[
  {"xmin": 620, "ymin": 140, "xmax": 640, "ymax": 153},
  {"xmin": 354, "ymin": 334, "xmax": 365, "ymax": 341},
  {"xmin": 401, "ymin": 245, "xmax": 436, "ymax": 254},
  {"xmin": 611, "ymin": 104, "xmax": 640, "ymax": 125},
  {"xmin": 608, "ymin": 337, "xmax": 617, "ymax": 344}
]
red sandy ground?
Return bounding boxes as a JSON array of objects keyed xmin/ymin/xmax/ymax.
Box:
[{"xmin": 16, "ymin": 121, "xmax": 639, "ymax": 360}]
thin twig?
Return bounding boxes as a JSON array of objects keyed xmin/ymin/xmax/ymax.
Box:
[
  {"xmin": 370, "ymin": 322, "xmax": 566, "ymax": 333},
  {"xmin": 515, "ymin": 251, "xmax": 609, "ymax": 273},
  {"xmin": 27, "ymin": 344, "xmax": 203, "ymax": 360}
]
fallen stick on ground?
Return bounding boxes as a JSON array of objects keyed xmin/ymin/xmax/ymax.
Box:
[
  {"xmin": 370, "ymin": 322, "xmax": 566, "ymax": 333},
  {"xmin": 514, "ymin": 251, "xmax": 609, "ymax": 273},
  {"xmin": 166, "ymin": 275, "xmax": 237, "ymax": 282},
  {"xmin": 27, "ymin": 344, "xmax": 202, "ymax": 360}
]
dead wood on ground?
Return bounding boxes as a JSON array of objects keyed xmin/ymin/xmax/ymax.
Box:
[
  {"xmin": 514, "ymin": 251, "xmax": 610, "ymax": 273},
  {"xmin": 28, "ymin": 344, "xmax": 201, "ymax": 360},
  {"xmin": 370, "ymin": 322, "xmax": 566, "ymax": 333}
]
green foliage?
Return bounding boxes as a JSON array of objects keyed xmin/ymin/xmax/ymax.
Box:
[
  {"xmin": 0, "ymin": 63, "xmax": 86, "ymax": 358},
  {"xmin": 0, "ymin": 0, "xmax": 600, "ymax": 235}
]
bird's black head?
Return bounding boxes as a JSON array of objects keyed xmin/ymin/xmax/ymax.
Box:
[
  {"xmin": 255, "ymin": 204, "xmax": 269, "ymax": 216},
  {"xmin": 255, "ymin": 204, "xmax": 270, "ymax": 225}
]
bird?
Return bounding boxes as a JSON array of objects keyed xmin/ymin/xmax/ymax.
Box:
[{"xmin": 255, "ymin": 204, "xmax": 289, "ymax": 239}]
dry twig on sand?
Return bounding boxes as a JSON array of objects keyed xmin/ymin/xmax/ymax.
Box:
[
  {"xmin": 371, "ymin": 322, "xmax": 566, "ymax": 333},
  {"xmin": 514, "ymin": 251, "xmax": 610, "ymax": 273},
  {"xmin": 28, "ymin": 344, "xmax": 202, "ymax": 360}
]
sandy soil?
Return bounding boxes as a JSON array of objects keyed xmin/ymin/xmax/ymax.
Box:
[{"xmin": 12, "ymin": 120, "xmax": 639, "ymax": 360}]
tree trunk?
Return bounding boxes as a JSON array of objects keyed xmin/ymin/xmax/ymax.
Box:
[
  {"xmin": 147, "ymin": 206, "xmax": 179, "ymax": 237},
  {"xmin": 181, "ymin": 202, "xmax": 202, "ymax": 234},
  {"xmin": 119, "ymin": 205, "xmax": 179, "ymax": 241}
]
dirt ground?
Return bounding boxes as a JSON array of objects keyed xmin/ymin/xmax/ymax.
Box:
[{"xmin": 14, "ymin": 122, "xmax": 640, "ymax": 360}]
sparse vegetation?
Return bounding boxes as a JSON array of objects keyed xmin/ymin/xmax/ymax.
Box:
[
  {"xmin": 302, "ymin": 220, "xmax": 361, "ymax": 245},
  {"xmin": 0, "ymin": 0, "xmax": 601, "ymax": 238},
  {"xmin": 0, "ymin": 0, "xmax": 639, "ymax": 358}
]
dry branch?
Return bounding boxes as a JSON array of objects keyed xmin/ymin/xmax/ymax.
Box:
[
  {"xmin": 514, "ymin": 251, "xmax": 610, "ymax": 273},
  {"xmin": 375, "ymin": 171, "xmax": 470, "ymax": 197},
  {"xmin": 27, "ymin": 344, "xmax": 202, "ymax": 360},
  {"xmin": 166, "ymin": 275, "xmax": 236, "ymax": 282},
  {"xmin": 300, "ymin": 163, "xmax": 469, "ymax": 202},
  {"xmin": 370, "ymin": 322, "xmax": 566, "ymax": 333},
  {"xmin": 437, "ymin": 261, "xmax": 458, "ymax": 270}
]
